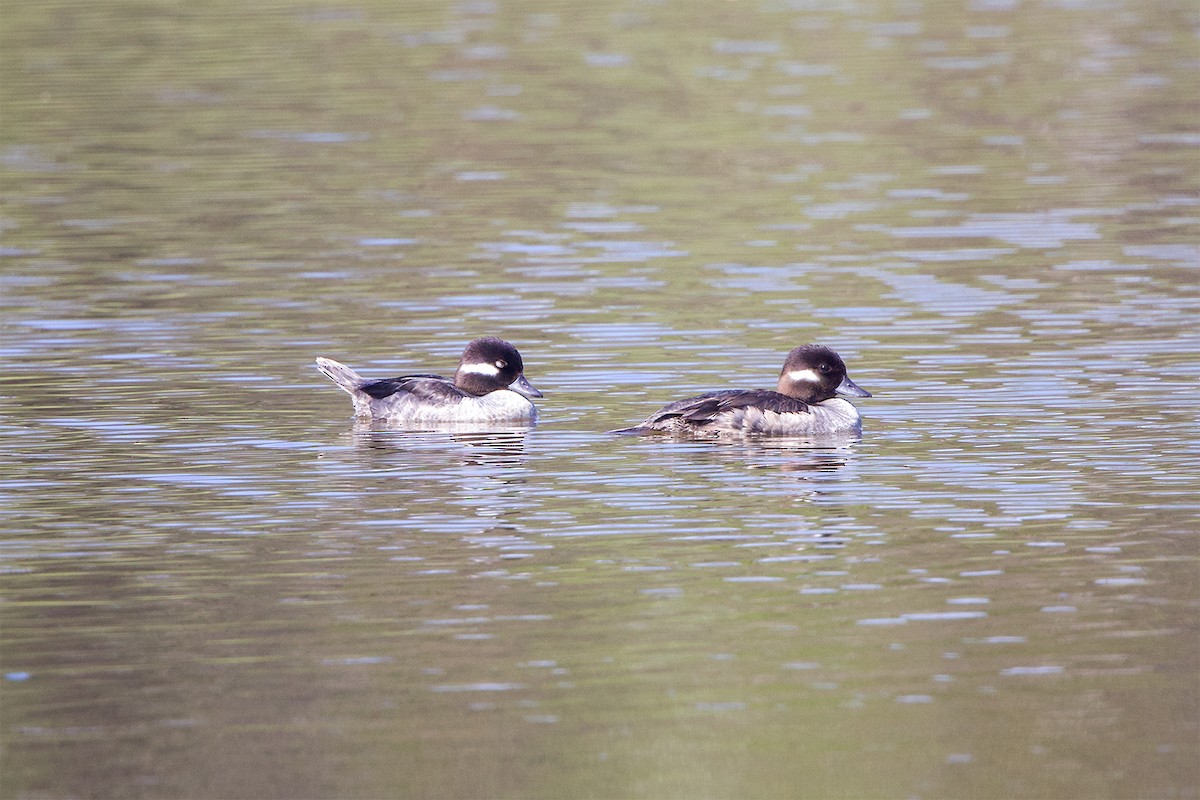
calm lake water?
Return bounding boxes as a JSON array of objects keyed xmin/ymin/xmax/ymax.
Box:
[{"xmin": 2, "ymin": 1, "xmax": 1198, "ymax": 798}]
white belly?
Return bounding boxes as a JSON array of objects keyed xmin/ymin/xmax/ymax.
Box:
[
  {"xmin": 715, "ymin": 398, "xmax": 862, "ymax": 435},
  {"xmin": 360, "ymin": 390, "xmax": 537, "ymax": 424}
]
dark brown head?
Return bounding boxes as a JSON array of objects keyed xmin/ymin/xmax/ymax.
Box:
[
  {"xmin": 453, "ymin": 337, "xmax": 543, "ymax": 398},
  {"xmin": 775, "ymin": 344, "xmax": 870, "ymax": 403}
]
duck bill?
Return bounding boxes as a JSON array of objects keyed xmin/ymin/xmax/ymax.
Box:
[
  {"xmin": 509, "ymin": 374, "xmax": 543, "ymax": 398},
  {"xmin": 836, "ymin": 375, "xmax": 871, "ymax": 398}
]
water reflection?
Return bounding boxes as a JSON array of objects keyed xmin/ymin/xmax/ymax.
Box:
[
  {"xmin": 348, "ymin": 425, "xmax": 531, "ymax": 470},
  {"xmin": 2, "ymin": 0, "xmax": 1197, "ymax": 798},
  {"xmin": 624, "ymin": 433, "xmax": 859, "ymax": 472}
]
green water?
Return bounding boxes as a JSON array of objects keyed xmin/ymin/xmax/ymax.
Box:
[{"xmin": 2, "ymin": 1, "xmax": 1197, "ymax": 798}]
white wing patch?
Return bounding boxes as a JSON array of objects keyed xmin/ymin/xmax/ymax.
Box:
[
  {"xmin": 458, "ymin": 362, "xmax": 501, "ymax": 377},
  {"xmin": 787, "ymin": 368, "xmax": 821, "ymax": 383}
]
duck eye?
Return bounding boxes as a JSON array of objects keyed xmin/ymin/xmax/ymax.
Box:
[{"xmin": 495, "ymin": 359, "xmax": 507, "ymax": 369}]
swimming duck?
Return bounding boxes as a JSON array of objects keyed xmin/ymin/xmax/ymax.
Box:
[
  {"xmin": 316, "ymin": 336, "xmax": 542, "ymax": 424},
  {"xmin": 614, "ymin": 344, "xmax": 869, "ymax": 436}
]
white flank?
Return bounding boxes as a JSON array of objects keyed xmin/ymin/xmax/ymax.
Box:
[
  {"xmin": 787, "ymin": 368, "xmax": 821, "ymax": 383},
  {"xmin": 458, "ymin": 362, "xmax": 501, "ymax": 377}
]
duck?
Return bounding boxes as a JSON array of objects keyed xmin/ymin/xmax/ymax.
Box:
[
  {"xmin": 613, "ymin": 344, "xmax": 869, "ymax": 436},
  {"xmin": 316, "ymin": 336, "xmax": 542, "ymax": 424}
]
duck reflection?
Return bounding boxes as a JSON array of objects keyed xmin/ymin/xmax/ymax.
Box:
[
  {"xmin": 743, "ymin": 437, "xmax": 857, "ymax": 475},
  {"xmin": 637, "ymin": 434, "xmax": 861, "ymax": 502},
  {"xmin": 739, "ymin": 442, "xmax": 855, "ymax": 490},
  {"xmin": 330, "ymin": 424, "xmax": 535, "ymax": 534},
  {"xmin": 652, "ymin": 433, "xmax": 858, "ymax": 466},
  {"xmin": 349, "ymin": 420, "xmax": 531, "ymax": 469}
]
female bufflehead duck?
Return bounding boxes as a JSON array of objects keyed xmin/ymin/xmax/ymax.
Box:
[
  {"xmin": 316, "ymin": 336, "xmax": 542, "ymax": 424},
  {"xmin": 614, "ymin": 344, "xmax": 870, "ymax": 436}
]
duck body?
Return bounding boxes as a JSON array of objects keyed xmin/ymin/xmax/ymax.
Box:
[
  {"xmin": 615, "ymin": 344, "xmax": 870, "ymax": 436},
  {"xmin": 316, "ymin": 337, "xmax": 542, "ymax": 425},
  {"xmin": 630, "ymin": 389, "xmax": 864, "ymax": 436}
]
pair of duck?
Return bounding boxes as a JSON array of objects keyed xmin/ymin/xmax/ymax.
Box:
[{"xmin": 316, "ymin": 337, "xmax": 870, "ymax": 436}]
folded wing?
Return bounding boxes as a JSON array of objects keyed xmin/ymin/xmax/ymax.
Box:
[
  {"xmin": 359, "ymin": 374, "xmax": 459, "ymax": 401},
  {"xmin": 646, "ymin": 389, "xmax": 810, "ymax": 426}
]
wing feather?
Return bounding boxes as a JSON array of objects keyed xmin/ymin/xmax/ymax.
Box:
[
  {"xmin": 646, "ymin": 390, "xmax": 810, "ymax": 426},
  {"xmin": 359, "ymin": 374, "xmax": 457, "ymax": 401}
]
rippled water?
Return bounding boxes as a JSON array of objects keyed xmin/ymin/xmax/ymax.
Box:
[{"xmin": 2, "ymin": 1, "xmax": 1198, "ymax": 798}]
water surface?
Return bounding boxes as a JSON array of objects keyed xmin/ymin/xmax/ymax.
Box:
[{"xmin": 2, "ymin": 1, "xmax": 1198, "ymax": 798}]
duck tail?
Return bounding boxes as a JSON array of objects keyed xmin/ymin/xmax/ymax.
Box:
[{"xmin": 315, "ymin": 357, "xmax": 365, "ymax": 396}]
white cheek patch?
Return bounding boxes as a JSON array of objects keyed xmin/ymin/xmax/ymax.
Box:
[
  {"xmin": 458, "ymin": 362, "xmax": 501, "ymax": 377},
  {"xmin": 787, "ymin": 369, "xmax": 821, "ymax": 384}
]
